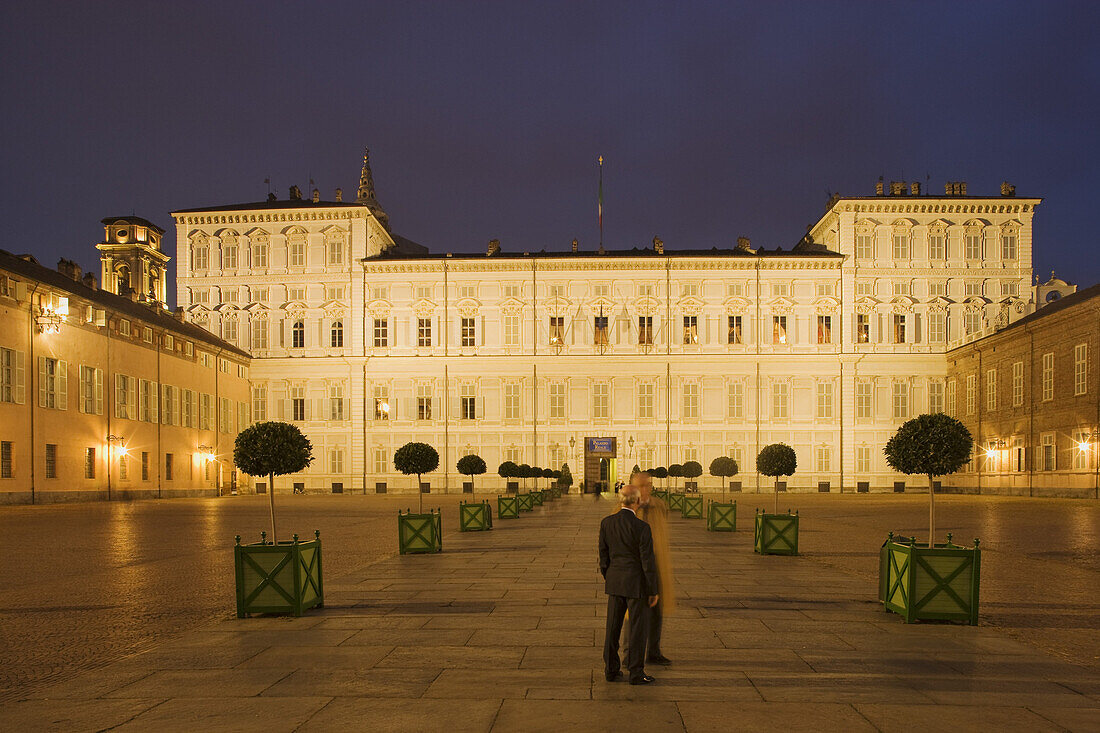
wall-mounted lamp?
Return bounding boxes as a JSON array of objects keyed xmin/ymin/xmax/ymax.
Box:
[
  {"xmin": 198, "ymin": 444, "xmax": 216, "ymax": 462},
  {"xmin": 106, "ymin": 434, "xmax": 127, "ymax": 456}
]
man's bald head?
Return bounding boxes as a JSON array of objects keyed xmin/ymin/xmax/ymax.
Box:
[{"xmin": 619, "ymin": 484, "xmax": 641, "ymax": 507}]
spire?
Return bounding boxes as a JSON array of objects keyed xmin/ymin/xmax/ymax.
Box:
[{"xmin": 355, "ymin": 147, "xmax": 390, "ymax": 231}]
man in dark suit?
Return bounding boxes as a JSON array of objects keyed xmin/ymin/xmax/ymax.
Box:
[{"xmin": 599, "ymin": 485, "xmax": 660, "ymax": 685}]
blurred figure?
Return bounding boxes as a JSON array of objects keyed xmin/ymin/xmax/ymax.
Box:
[{"xmin": 627, "ymin": 470, "xmax": 674, "ymax": 666}]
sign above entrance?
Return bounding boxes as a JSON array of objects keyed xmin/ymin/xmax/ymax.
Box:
[{"xmin": 586, "ymin": 437, "xmax": 616, "ymax": 455}]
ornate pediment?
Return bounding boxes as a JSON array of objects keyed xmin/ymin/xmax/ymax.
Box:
[
  {"xmin": 499, "ymin": 296, "xmax": 525, "ymax": 317},
  {"xmin": 321, "ymin": 300, "xmax": 346, "ymax": 320},
  {"xmin": 413, "ymin": 298, "xmax": 437, "ymax": 319},
  {"xmin": 545, "ymin": 295, "xmax": 573, "ymax": 317},
  {"xmin": 812, "ymin": 296, "xmax": 840, "ymax": 315},
  {"xmin": 190, "ymin": 310, "xmax": 209, "ymax": 325},
  {"xmin": 587, "ymin": 295, "xmax": 616, "ymax": 316},
  {"xmin": 632, "ymin": 294, "xmax": 659, "ymax": 316},
  {"xmin": 455, "ymin": 297, "xmax": 481, "ymax": 318},
  {"xmin": 963, "ymin": 296, "xmax": 990, "ymax": 308},
  {"xmin": 676, "ymin": 295, "xmax": 705, "ymax": 316},
  {"xmin": 213, "ymin": 302, "xmax": 239, "ymax": 313},
  {"xmin": 854, "ymin": 296, "xmax": 880, "ymax": 315},
  {"xmin": 890, "ymin": 295, "xmax": 916, "ymax": 314},
  {"xmin": 366, "ymin": 298, "xmax": 393, "ymax": 319},
  {"xmin": 769, "ymin": 296, "xmax": 795, "ymax": 315},
  {"xmin": 722, "ymin": 296, "xmax": 750, "ymax": 315},
  {"xmin": 242, "ymin": 301, "xmax": 269, "ymax": 313}
]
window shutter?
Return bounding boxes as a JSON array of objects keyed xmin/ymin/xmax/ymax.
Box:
[
  {"xmin": 150, "ymin": 381, "xmax": 158, "ymax": 423},
  {"xmin": 14, "ymin": 350, "xmax": 24, "ymax": 404},
  {"xmin": 95, "ymin": 368, "xmax": 103, "ymax": 415},
  {"xmin": 39, "ymin": 356, "xmax": 47, "ymax": 407},
  {"xmin": 704, "ymin": 316, "xmax": 712, "ymax": 345},
  {"xmin": 451, "ymin": 396, "xmax": 461, "ymax": 420},
  {"xmin": 57, "ymin": 360, "xmax": 67, "ymax": 410},
  {"xmin": 913, "ymin": 314, "xmax": 922, "ymax": 343},
  {"xmin": 172, "ymin": 387, "xmax": 180, "ymax": 426},
  {"xmin": 476, "ymin": 394, "xmax": 485, "ymax": 420},
  {"xmin": 79, "ymin": 365, "xmax": 87, "ymax": 413},
  {"xmin": 479, "ymin": 315, "xmax": 486, "ymax": 347},
  {"xmin": 128, "ymin": 379, "xmax": 137, "ymax": 419},
  {"xmin": 161, "ymin": 384, "xmax": 170, "ymax": 424}
]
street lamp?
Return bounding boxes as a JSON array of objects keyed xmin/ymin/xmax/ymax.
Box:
[{"xmin": 106, "ymin": 434, "xmax": 126, "ymax": 501}]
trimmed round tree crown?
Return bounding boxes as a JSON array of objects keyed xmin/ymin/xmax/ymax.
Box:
[
  {"xmin": 682, "ymin": 460, "xmax": 703, "ymax": 479},
  {"xmin": 709, "ymin": 456, "xmax": 739, "ymax": 478},
  {"xmin": 756, "ymin": 443, "xmax": 797, "ymax": 477},
  {"xmin": 498, "ymin": 460, "xmax": 518, "ymax": 478},
  {"xmin": 668, "ymin": 463, "xmax": 684, "ymax": 477},
  {"xmin": 393, "ymin": 442, "xmax": 440, "ymax": 476},
  {"xmin": 234, "ymin": 421, "xmax": 313, "ymax": 478},
  {"xmin": 650, "ymin": 466, "xmax": 668, "ymax": 479},
  {"xmin": 457, "ymin": 454, "xmax": 487, "ymax": 477},
  {"xmin": 884, "ymin": 413, "xmax": 973, "ymax": 477}
]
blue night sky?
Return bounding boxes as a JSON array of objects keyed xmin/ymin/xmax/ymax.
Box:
[{"xmin": 2, "ymin": 1, "xmax": 1098, "ymax": 303}]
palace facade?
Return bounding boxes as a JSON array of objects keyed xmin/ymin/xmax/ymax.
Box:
[{"xmin": 173, "ymin": 154, "xmax": 1062, "ymax": 494}]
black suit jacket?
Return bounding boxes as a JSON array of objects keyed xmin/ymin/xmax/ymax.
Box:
[{"xmin": 598, "ymin": 508, "xmax": 659, "ymax": 599}]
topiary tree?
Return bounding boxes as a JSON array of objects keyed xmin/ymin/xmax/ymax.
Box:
[
  {"xmin": 667, "ymin": 464, "xmax": 684, "ymax": 491},
  {"xmin": 709, "ymin": 456, "xmax": 739, "ymax": 500},
  {"xmin": 650, "ymin": 466, "xmax": 668, "ymax": 489},
  {"xmin": 884, "ymin": 413, "xmax": 974, "ymax": 547},
  {"xmin": 682, "ymin": 460, "xmax": 703, "ymax": 492},
  {"xmin": 517, "ymin": 463, "xmax": 533, "ymax": 490},
  {"xmin": 757, "ymin": 443, "xmax": 797, "ymax": 513},
  {"xmin": 394, "ymin": 442, "xmax": 440, "ymax": 512},
  {"xmin": 457, "ymin": 453, "xmax": 487, "ymax": 492},
  {"xmin": 541, "ymin": 467, "xmax": 555, "ymax": 489},
  {"xmin": 559, "ymin": 463, "xmax": 573, "ymax": 491},
  {"xmin": 233, "ymin": 421, "xmax": 314, "ymax": 543},
  {"xmin": 498, "ymin": 460, "xmax": 518, "ymax": 491}
]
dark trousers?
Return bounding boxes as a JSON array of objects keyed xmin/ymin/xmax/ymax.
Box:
[
  {"xmin": 604, "ymin": 594, "xmax": 648, "ymax": 680},
  {"xmin": 622, "ymin": 600, "xmax": 663, "ymax": 660}
]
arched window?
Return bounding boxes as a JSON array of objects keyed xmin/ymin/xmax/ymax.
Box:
[
  {"xmin": 331, "ymin": 321, "xmax": 343, "ymax": 348},
  {"xmin": 292, "ymin": 320, "xmax": 305, "ymax": 349}
]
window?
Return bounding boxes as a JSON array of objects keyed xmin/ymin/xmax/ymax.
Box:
[
  {"xmin": 222, "ymin": 318, "xmax": 237, "ymax": 344},
  {"xmin": 892, "ymin": 282, "xmax": 911, "ymax": 297},
  {"xmin": 927, "ymin": 231, "xmax": 945, "ymax": 260},
  {"xmin": 165, "ymin": 453, "xmax": 173, "ymax": 481},
  {"xmin": 592, "ymin": 382, "xmax": 610, "ymax": 419},
  {"xmin": 371, "ymin": 285, "xmax": 390, "ymax": 301},
  {"xmin": 928, "ymin": 312, "xmax": 946, "ymax": 343},
  {"xmin": 292, "ymin": 320, "xmax": 305, "ymax": 349},
  {"xmin": 816, "ymin": 446, "xmax": 830, "ymax": 473},
  {"xmin": 892, "ymin": 230, "xmax": 910, "ymax": 260},
  {"xmin": 251, "ymin": 318, "xmax": 268, "ymax": 350},
  {"xmin": 327, "ymin": 239, "xmax": 344, "ymax": 266},
  {"xmin": 374, "ymin": 446, "xmax": 388, "ymax": 474},
  {"xmin": 1001, "ymin": 281, "xmax": 1019, "ymax": 297},
  {"xmin": 79, "ymin": 366, "xmax": 103, "ymax": 414},
  {"xmin": 682, "ymin": 382, "xmax": 699, "ymax": 419},
  {"xmin": 218, "ymin": 357, "xmax": 230, "ymax": 374},
  {"xmin": 181, "ymin": 389, "xmax": 196, "ymax": 427},
  {"xmin": 964, "ymin": 281, "xmax": 983, "ymax": 297},
  {"xmin": 727, "ymin": 315, "xmax": 742, "ymax": 345},
  {"xmin": 1012, "ymin": 361, "xmax": 1024, "ymax": 407},
  {"xmin": 291, "ymin": 386, "xmax": 306, "ymax": 422},
  {"xmin": 857, "ymin": 314, "xmax": 870, "ymax": 344},
  {"xmin": 1075, "ymin": 344, "xmax": 1088, "ymax": 395},
  {"xmin": 252, "ymin": 239, "xmax": 268, "ymax": 268},
  {"xmin": 893, "ymin": 314, "xmax": 906, "ymax": 344},
  {"xmin": 964, "ymin": 310, "xmax": 982, "ymax": 336},
  {"xmin": 330, "ymin": 321, "xmax": 343, "ymax": 348},
  {"xmin": 118, "ymin": 454, "xmax": 128, "ymax": 481},
  {"xmin": 163, "ymin": 333, "xmax": 175, "ymax": 351},
  {"xmin": 1041, "ymin": 433, "xmax": 1055, "ymax": 471},
  {"xmin": 856, "ymin": 446, "xmax": 871, "ymax": 473},
  {"xmin": 374, "ymin": 385, "xmax": 390, "ymax": 420},
  {"xmin": 817, "ymin": 382, "xmax": 833, "ymax": 419},
  {"xmin": 193, "ymin": 245, "xmax": 208, "ymax": 270},
  {"xmin": 986, "ymin": 369, "xmax": 997, "ymax": 411},
  {"xmin": 638, "ymin": 382, "xmax": 654, "ymax": 419},
  {"xmin": 928, "ymin": 281, "xmax": 947, "ymax": 297},
  {"xmin": 142, "ymin": 326, "xmax": 153, "ymax": 343},
  {"xmin": 771, "ymin": 283, "xmax": 789, "ymax": 297},
  {"xmin": 1042, "ymin": 352, "xmax": 1054, "ymax": 401},
  {"xmin": 965, "ymin": 228, "xmax": 983, "ymax": 260},
  {"xmin": 549, "ymin": 382, "xmax": 566, "ymax": 418},
  {"xmin": 141, "ymin": 451, "xmax": 149, "ymax": 481},
  {"xmin": 222, "ymin": 242, "xmax": 237, "ymax": 269},
  {"xmin": 0, "ymin": 441, "xmax": 11, "ymax": 478},
  {"xmin": 459, "ymin": 285, "xmax": 476, "ymax": 299},
  {"xmin": 772, "ymin": 382, "xmax": 789, "ymax": 419},
  {"xmin": 460, "ymin": 317, "xmax": 476, "ymax": 347},
  {"xmin": 855, "ymin": 282, "xmax": 874, "ymax": 297},
  {"xmin": 329, "ymin": 448, "xmax": 345, "ymax": 474},
  {"xmin": 893, "ymin": 382, "xmax": 909, "ymax": 419},
  {"xmin": 947, "ymin": 379, "xmax": 957, "ymax": 417},
  {"xmin": 929, "ymin": 381, "xmax": 944, "ymax": 413},
  {"xmin": 199, "ymin": 393, "xmax": 214, "ymax": 430},
  {"xmin": 856, "ymin": 382, "xmax": 872, "ymax": 419},
  {"xmin": 594, "ymin": 314, "xmax": 609, "ymax": 346},
  {"xmin": 373, "ymin": 318, "xmax": 388, "ymax": 348},
  {"xmin": 504, "ymin": 284, "xmax": 521, "ymax": 298},
  {"xmin": 815, "ymin": 283, "xmax": 834, "ymax": 297},
  {"xmin": 681, "ymin": 283, "xmax": 698, "ymax": 297},
  {"xmin": 728, "ymin": 382, "xmax": 743, "ymax": 419},
  {"xmin": 417, "ymin": 384, "xmax": 433, "ymax": 420},
  {"xmin": 252, "ymin": 385, "xmax": 267, "ymax": 422},
  {"xmin": 39, "ymin": 357, "xmax": 67, "ymax": 410},
  {"xmin": 289, "ymin": 237, "xmax": 306, "ymax": 267},
  {"xmin": 966, "ymin": 375, "xmax": 977, "ymax": 415},
  {"xmin": 287, "ymin": 286, "xmax": 306, "ymax": 302},
  {"xmin": 855, "ymin": 230, "xmax": 874, "ymax": 259},
  {"xmin": 0, "ymin": 347, "xmax": 24, "ymax": 404},
  {"xmin": 504, "ymin": 382, "xmax": 521, "ymax": 420},
  {"xmin": 325, "ymin": 285, "xmax": 345, "ymax": 301},
  {"xmin": 238, "ymin": 401, "xmax": 249, "ymax": 430},
  {"xmin": 184, "ymin": 342, "xmax": 193, "ymax": 357},
  {"xmin": 45, "ymin": 444, "xmax": 57, "ymax": 478},
  {"xmin": 772, "ymin": 316, "xmax": 787, "ymax": 344},
  {"xmin": 549, "ymin": 316, "xmax": 565, "ymax": 346},
  {"xmin": 593, "ymin": 284, "xmax": 609, "ymax": 298},
  {"xmin": 417, "ymin": 318, "xmax": 432, "ymax": 347},
  {"xmin": 139, "ymin": 379, "xmax": 158, "ymax": 423},
  {"xmin": 638, "ymin": 316, "xmax": 653, "ymax": 345},
  {"xmin": 191, "ymin": 289, "xmax": 209, "ymax": 306},
  {"xmin": 817, "ymin": 316, "xmax": 832, "ymax": 344},
  {"xmin": 726, "ymin": 283, "xmax": 743, "ymax": 297},
  {"xmin": 84, "ymin": 447, "xmax": 95, "ymax": 479},
  {"xmin": 1001, "ymin": 230, "xmax": 1018, "ymax": 260},
  {"xmin": 329, "ymin": 383, "xmax": 345, "ymax": 421},
  {"xmin": 460, "ymin": 384, "xmax": 476, "ymax": 420},
  {"xmin": 504, "ymin": 314, "xmax": 520, "ymax": 347},
  {"xmin": 639, "ymin": 284, "xmax": 655, "ymax": 296},
  {"xmin": 682, "ymin": 316, "xmax": 698, "ymax": 345}
]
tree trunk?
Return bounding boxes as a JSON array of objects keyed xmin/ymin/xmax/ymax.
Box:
[
  {"xmin": 418, "ymin": 473, "xmax": 423, "ymax": 513},
  {"xmin": 928, "ymin": 473, "xmax": 935, "ymax": 548},
  {"xmin": 774, "ymin": 476, "xmax": 779, "ymax": 513},
  {"xmin": 268, "ymin": 472, "xmax": 277, "ymax": 544}
]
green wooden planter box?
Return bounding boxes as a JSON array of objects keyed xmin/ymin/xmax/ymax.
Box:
[
  {"xmin": 497, "ymin": 495, "xmax": 519, "ymax": 518},
  {"xmin": 653, "ymin": 489, "xmax": 669, "ymax": 503},
  {"xmin": 668, "ymin": 492, "xmax": 685, "ymax": 513},
  {"xmin": 681, "ymin": 495, "xmax": 703, "ymax": 518},
  {"xmin": 234, "ymin": 531, "xmax": 324, "ymax": 618},
  {"xmin": 398, "ymin": 509, "xmax": 442, "ymax": 554},
  {"xmin": 881, "ymin": 535, "xmax": 981, "ymax": 625},
  {"xmin": 754, "ymin": 511, "xmax": 799, "ymax": 555},
  {"xmin": 532, "ymin": 490, "xmax": 545, "ymax": 506},
  {"xmin": 706, "ymin": 501, "xmax": 737, "ymax": 531},
  {"xmin": 517, "ymin": 493, "xmax": 534, "ymax": 512},
  {"xmin": 459, "ymin": 500, "xmax": 493, "ymax": 531}
]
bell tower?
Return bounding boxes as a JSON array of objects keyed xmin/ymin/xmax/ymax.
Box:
[{"xmin": 96, "ymin": 216, "xmax": 170, "ymax": 307}]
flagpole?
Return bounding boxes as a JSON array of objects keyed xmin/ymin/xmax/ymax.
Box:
[{"xmin": 598, "ymin": 155, "xmax": 604, "ymax": 249}]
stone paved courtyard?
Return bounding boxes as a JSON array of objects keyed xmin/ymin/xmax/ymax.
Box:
[{"xmin": 1, "ymin": 492, "xmax": 1099, "ymax": 731}]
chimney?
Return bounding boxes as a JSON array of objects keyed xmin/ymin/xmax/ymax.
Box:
[
  {"xmin": 959, "ymin": 181, "xmax": 967, "ymax": 195},
  {"xmin": 289, "ymin": 185, "xmax": 302, "ymax": 200},
  {"xmin": 173, "ymin": 306, "xmax": 186, "ymax": 322},
  {"xmin": 487, "ymin": 238, "xmax": 500, "ymax": 256},
  {"xmin": 910, "ymin": 181, "xmax": 921, "ymax": 196},
  {"xmin": 875, "ymin": 177, "xmax": 884, "ymax": 196},
  {"xmin": 653, "ymin": 236, "xmax": 664, "ymax": 255},
  {"xmin": 312, "ymin": 188, "xmax": 320, "ymax": 203},
  {"xmin": 57, "ymin": 258, "xmax": 82, "ymax": 281},
  {"xmin": 335, "ymin": 187, "xmax": 343, "ymax": 202},
  {"xmin": 82, "ymin": 272, "xmax": 98, "ymax": 290},
  {"xmin": 736, "ymin": 236, "xmax": 751, "ymax": 252},
  {"xmin": 1000, "ymin": 181, "xmax": 1016, "ymax": 197},
  {"xmin": 571, "ymin": 238, "xmax": 578, "ymax": 253},
  {"xmin": 889, "ymin": 181, "xmax": 906, "ymax": 196}
]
